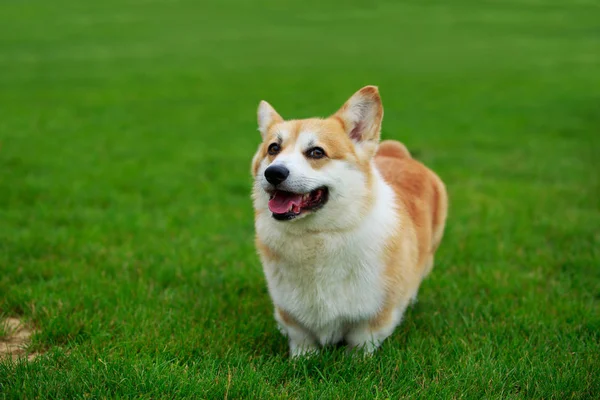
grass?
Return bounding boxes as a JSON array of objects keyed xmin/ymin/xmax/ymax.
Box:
[{"xmin": 0, "ymin": 0, "xmax": 599, "ymax": 398}]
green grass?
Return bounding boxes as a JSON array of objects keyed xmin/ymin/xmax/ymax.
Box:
[{"xmin": 1, "ymin": 0, "xmax": 599, "ymax": 398}]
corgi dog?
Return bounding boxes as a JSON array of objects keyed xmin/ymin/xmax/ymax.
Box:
[{"xmin": 251, "ymin": 86, "xmax": 448, "ymax": 356}]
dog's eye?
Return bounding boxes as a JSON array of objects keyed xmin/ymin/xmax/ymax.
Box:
[
  {"xmin": 306, "ymin": 147, "xmax": 326, "ymax": 159},
  {"xmin": 268, "ymin": 143, "xmax": 281, "ymax": 155}
]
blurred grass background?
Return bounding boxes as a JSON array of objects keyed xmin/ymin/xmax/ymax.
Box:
[{"xmin": 0, "ymin": 0, "xmax": 599, "ymax": 397}]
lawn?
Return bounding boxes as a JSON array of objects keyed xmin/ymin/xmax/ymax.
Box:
[{"xmin": 0, "ymin": 0, "xmax": 599, "ymax": 398}]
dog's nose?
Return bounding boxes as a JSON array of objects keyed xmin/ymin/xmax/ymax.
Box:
[{"xmin": 264, "ymin": 165, "xmax": 289, "ymax": 185}]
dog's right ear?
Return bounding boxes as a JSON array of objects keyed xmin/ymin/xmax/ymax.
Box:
[{"xmin": 257, "ymin": 101, "xmax": 283, "ymax": 139}]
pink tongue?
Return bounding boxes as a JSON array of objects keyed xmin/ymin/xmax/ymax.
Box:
[{"xmin": 268, "ymin": 191, "xmax": 304, "ymax": 214}]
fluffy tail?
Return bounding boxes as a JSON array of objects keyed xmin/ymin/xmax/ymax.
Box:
[{"xmin": 376, "ymin": 140, "xmax": 411, "ymax": 159}]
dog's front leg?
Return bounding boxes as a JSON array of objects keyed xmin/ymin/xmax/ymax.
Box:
[
  {"xmin": 275, "ymin": 307, "xmax": 319, "ymax": 357},
  {"xmin": 345, "ymin": 300, "xmax": 409, "ymax": 354}
]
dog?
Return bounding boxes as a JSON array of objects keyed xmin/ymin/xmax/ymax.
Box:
[{"xmin": 251, "ymin": 86, "xmax": 448, "ymax": 356}]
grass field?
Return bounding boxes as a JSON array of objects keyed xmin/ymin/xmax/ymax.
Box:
[{"xmin": 1, "ymin": 0, "xmax": 599, "ymax": 398}]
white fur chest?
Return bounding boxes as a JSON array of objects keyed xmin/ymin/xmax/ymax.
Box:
[{"xmin": 255, "ymin": 177, "xmax": 398, "ymax": 344}]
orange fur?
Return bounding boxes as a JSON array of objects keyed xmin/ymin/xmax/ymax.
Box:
[
  {"xmin": 255, "ymin": 237, "xmax": 280, "ymax": 262},
  {"xmin": 277, "ymin": 307, "xmax": 299, "ymax": 328},
  {"xmin": 372, "ymin": 141, "xmax": 448, "ymax": 327},
  {"xmin": 377, "ymin": 140, "xmax": 411, "ymax": 159}
]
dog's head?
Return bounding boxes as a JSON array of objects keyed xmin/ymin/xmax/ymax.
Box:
[{"xmin": 251, "ymin": 86, "xmax": 384, "ymax": 230}]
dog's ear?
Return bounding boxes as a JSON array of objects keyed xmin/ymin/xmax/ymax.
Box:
[
  {"xmin": 257, "ymin": 100, "xmax": 283, "ymax": 139},
  {"xmin": 334, "ymin": 86, "xmax": 383, "ymax": 143}
]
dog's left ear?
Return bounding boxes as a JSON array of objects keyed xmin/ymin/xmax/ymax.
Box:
[
  {"xmin": 257, "ymin": 100, "xmax": 283, "ymax": 139},
  {"xmin": 334, "ymin": 86, "xmax": 383, "ymax": 144}
]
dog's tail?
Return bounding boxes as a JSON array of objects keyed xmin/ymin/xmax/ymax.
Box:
[{"xmin": 376, "ymin": 140, "xmax": 411, "ymax": 159}]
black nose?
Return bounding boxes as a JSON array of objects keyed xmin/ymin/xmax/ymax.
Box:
[{"xmin": 264, "ymin": 165, "xmax": 289, "ymax": 185}]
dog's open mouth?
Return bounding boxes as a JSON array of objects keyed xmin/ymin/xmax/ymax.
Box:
[{"xmin": 268, "ymin": 187, "xmax": 329, "ymax": 220}]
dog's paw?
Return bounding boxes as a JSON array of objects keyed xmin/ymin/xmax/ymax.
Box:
[
  {"xmin": 289, "ymin": 343, "xmax": 319, "ymax": 358},
  {"xmin": 346, "ymin": 342, "xmax": 379, "ymax": 358}
]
